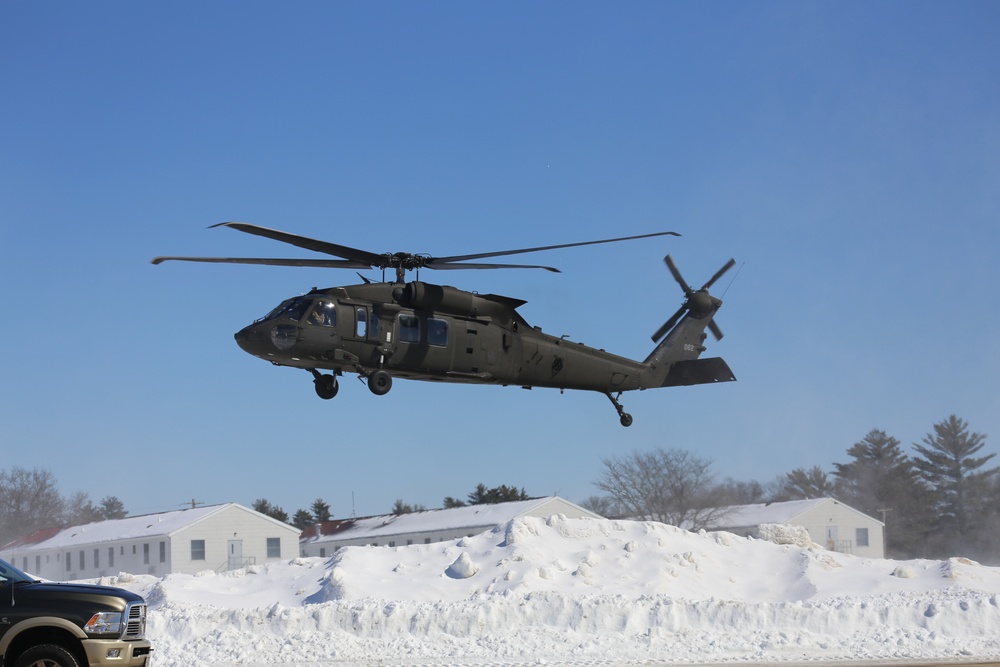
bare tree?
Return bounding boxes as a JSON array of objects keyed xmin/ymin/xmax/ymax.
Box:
[
  {"xmin": 594, "ymin": 448, "xmax": 731, "ymax": 530},
  {"xmin": 0, "ymin": 467, "xmax": 64, "ymax": 546}
]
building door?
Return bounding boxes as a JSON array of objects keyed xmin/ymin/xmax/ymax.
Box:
[
  {"xmin": 228, "ymin": 540, "xmax": 243, "ymax": 570},
  {"xmin": 825, "ymin": 526, "xmax": 838, "ymax": 551}
]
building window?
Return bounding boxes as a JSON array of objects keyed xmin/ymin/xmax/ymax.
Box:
[
  {"xmin": 79, "ymin": 551, "xmax": 85, "ymax": 571},
  {"xmin": 143, "ymin": 544, "xmax": 150, "ymax": 565},
  {"xmin": 191, "ymin": 539, "xmax": 206, "ymax": 561},
  {"xmin": 319, "ymin": 548, "xmax": 326, "ymax": 558},
  {"xmin": 856, "ymin": 527, "xmax": 870, "ymax": 547},
  {"xmin": 159, "ymin": 541, "xmax": 167, "ymax": 563},
  {"xmin": 65, "ymin": 553, "xmax": 71, "ymax": 571},
  {"xmin": 266, "ymin": 538, "xmax": 281, "ymax": 559},
  {"xmin": 109, "ymin": 547, "xmax": 114, "ymax": 567},
  {"xmin": 94, "ymin": 549, "xmax": 100, "ymax": 569}
]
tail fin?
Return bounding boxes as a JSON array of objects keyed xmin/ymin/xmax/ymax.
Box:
[{"xmin": 642, "ymin": 255, "xmax": 737, "ymax": 389}]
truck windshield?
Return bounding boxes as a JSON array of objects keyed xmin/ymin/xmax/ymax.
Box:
[{"xmin": 0, "ymin": 558, "xmax": 33, "ymax": 585}]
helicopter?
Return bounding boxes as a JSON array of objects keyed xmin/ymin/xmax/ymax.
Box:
[{"xmin": 152, "ymin": 222, "xmax": 736, "ymax": 426}]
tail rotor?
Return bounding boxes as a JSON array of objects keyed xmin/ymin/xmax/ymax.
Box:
[{"xmin": 651, "ymin": 256, "xmax": 735, "ymax": 343}]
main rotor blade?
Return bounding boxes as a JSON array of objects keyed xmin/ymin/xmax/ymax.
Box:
[
  {"xmin": 151, "ymin": 256, "xmax": 371, "ymax": 268},
  {"xmin": 663, "ymin": 254, "xmax": 694, "ymax": 299},
  {"xmin": 701, "ymin": 258, "xmax": 737, "ymax": 291},
  {"xmin": 211, "ymin": 222, "xmax": 385, "ymax": 266},
  {"xmin": 651, "ymin": 306, "xmax": 686, "ymax": 343},
  {"xmin": 433, "ymin": 231, "xmax": 680, "ymax": 265},
  {"xmin": 427, "ymin": 262, "xmax": 561, "ymax": 272}
]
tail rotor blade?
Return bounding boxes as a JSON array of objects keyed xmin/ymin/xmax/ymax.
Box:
[
  {"xmin": 708, "ymin": 319, "xmax": 724, "ymax": 341},
  {"xmin": 664, "ymin": 255, "xmax": 694, "ymax": 299},
  {"xmin": 651, "ymin": 307, "xmax": 686, "ymax": 342},
  {"xmin": 702, "ymin": 258, "xmax": 736, "ymax": 291}
]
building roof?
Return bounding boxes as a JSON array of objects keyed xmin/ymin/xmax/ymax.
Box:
[
  {"xmin": 706, "ymin": 498, "xmax": 883, "ymax": 530},
  {"xmin": 300, "ymin": 496, "xmax": 595, "ymax": 545},
  {"xmin": 1, "ymin": 503, "xmax": 296, "ymax": 553}
]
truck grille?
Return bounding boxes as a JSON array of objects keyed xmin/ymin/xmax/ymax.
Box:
[{"xmin": 123, "ymin": 602, "xmax": 147, "ymax": 639}]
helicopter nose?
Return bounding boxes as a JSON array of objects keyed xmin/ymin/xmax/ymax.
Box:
[{"xmin": 234, "ymin": 324, "xmax": 260, "ymax": 356}]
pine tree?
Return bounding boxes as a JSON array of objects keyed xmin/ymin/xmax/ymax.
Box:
[
  {"xmin": 292, "ymin": 509, "xmax": 314, "ymax": 530},
  {"xmin": 99, "ymin": 496, "xmax": 128, "ymax": 520},
  {"xmin": 310, "ymin": 498, "xmax": 332, "ymax": 522},
  {"xmin": 252, "ymin": 498, "xmax": 290, "ymax": 523},
  {"xmin": 774, "ymin": 466, "xmax": 835, "ymax": 500},
  {"xmin": 832, "ymin": 429, "xmax": 929, "ymax": 557},
  {"xmin": 913, "ymin": 415, "xmax": 997, "ymax": 557}
]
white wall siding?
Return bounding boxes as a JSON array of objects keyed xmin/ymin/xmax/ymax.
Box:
[{"xmin": 1, "ymin": 504, "xmax": 301, "ymax": 581}]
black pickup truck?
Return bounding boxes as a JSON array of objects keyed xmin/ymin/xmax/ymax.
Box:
[{"xmin": 0, "ymin": 558, "xmax": 152, "ymax": 667}]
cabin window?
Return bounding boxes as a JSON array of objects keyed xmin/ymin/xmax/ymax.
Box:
[
  {"xmin": 355, "ymin": 307, "xmax": 367, "ymax": 338},
  {"xmin": 307, "ymin": 300, "xmax": 337, "ymax": 327},
  {"xmin": 398, "ymin": 314, "xmax": 420, "ymax": 343},
  {"xmin": 856, "ymin": 528, "xmax": 869, "ymax": 548},
  {"xmin": 428, "ymin": 318, "xmax": 449, "ymax": 347},
  {"xmin": 369, "ymin": 311, "xmax": 380, "ymax": 338},
  {"xmin": 191, "ymin": 539, "xmax": 206, "ymax": 561}
]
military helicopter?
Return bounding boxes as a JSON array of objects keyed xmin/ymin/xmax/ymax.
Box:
[{"xmin": 152, "ymin": 222, "xmax": 736, "ymax": 426}]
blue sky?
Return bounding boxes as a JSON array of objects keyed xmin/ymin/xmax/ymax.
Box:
[{"xmin": 2, "ymin": 2, "xmax": 998, "ymax": 521}]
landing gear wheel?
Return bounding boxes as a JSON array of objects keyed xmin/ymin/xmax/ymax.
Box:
[
  {"xmin": 313, "ymin": 373, "xmax": 338, "ymax": 400},
  {"xmin": 605, "ymin": 392, "xmax": 633, "ymax": 427},
  {"xmin": 368, "ymin": 369, "xmax": 392, "ymax": 396}
]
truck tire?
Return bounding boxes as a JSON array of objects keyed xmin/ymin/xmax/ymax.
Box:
[{"xmin": 13, "ymin": 644, "xmax": 82, "ymax": 667}]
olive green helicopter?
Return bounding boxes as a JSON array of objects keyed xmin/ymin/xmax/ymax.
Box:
[{"xmin": 152, "ymin": 222, "xmax": 736, "ymax": 426}]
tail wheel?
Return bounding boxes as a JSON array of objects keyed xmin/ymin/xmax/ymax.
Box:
[{"xmin": 368, "ymin": 370, "xmax": 392, "ymax": 396}]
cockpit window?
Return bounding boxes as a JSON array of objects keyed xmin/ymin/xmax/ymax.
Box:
[
  {"xmin": 265, "ymin": 296, "xmax": 312, "ymax": 322},
  {"xmin": 307, "ymin": 301, "xmax": 337, "ymax": 327}
]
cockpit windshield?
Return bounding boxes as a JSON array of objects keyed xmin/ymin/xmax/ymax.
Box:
[{"xmin": 263, "ymin": 296, "xmax": 313, "ymax": 323}]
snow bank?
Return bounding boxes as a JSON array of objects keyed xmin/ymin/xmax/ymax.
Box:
[{"xmin": 95, "ymin": 516, "xmax": 1000, "ymax": 666}]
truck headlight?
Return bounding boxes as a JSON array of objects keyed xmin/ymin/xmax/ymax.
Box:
[{"xmin": 84, "ymin": 611, "xmax": 122, "ymax": 634}]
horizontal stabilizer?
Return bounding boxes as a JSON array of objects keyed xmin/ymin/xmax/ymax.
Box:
[{"xmin": 661, "ymin": 357, "xmax": 736, "ymax": 387}]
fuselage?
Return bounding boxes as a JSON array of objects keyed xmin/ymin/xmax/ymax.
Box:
[{"xmin": 234, "ymin": 281, "xmax": 647, "ymax": 393}]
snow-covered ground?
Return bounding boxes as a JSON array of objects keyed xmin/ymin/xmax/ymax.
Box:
[{"xmin": 93, "ymin": 515, "xmax": 1000, "ymax": 666}]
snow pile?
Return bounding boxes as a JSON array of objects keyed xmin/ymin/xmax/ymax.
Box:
[
  {"xmin": 755, "ymin": 522, "xmax": 816, "ymax": 547},
  {"xmin": 95, "ymin": 515, "xmax": 1000, "ymax": 666}
]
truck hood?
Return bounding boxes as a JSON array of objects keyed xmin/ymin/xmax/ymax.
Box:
[{"xmin": 18, "ymin": 580, "xmax": 145, "ymax": 610}]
